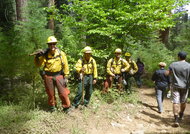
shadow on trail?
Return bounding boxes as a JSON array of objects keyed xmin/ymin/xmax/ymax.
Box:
[
  {"xmin": 137, "ymin": 87, "xmax": 190, "ymax": 132},
  {"xmin": 140, "ymin": 110, "xmax": 172, "ymax": 127},
  {"xmin": 142, "ymin": 89, "xmax": 155, "ymax": 97},
  {"xmin": 141, "ymin": 110, "xmax": 190, "ymax": 131},
  {"xmin": 140, "ymin": 102, "xmax": 158, "ymax": 113}
]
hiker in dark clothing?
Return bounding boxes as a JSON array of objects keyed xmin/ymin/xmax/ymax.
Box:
[
  {"xmin": 152, "ymin": 62, "xmax": 170, "ymax": 114},
  {"xmin": 134, "ymin": 58, "xmax": 144, "ymax": 88}
]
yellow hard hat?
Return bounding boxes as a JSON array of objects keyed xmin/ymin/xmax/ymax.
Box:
[
  {"xmin": 47, "ymin": 36, "xmax": 57, "ymax": 44},
  {"xmin": 83, "ymin": 46, "xmax": 92, "ymax": 53},
  {"xmin": 125, "ymin": 52, "xmax": 131, "ymax": 57},
  {"xmin": 114, "ymin": 48, "xmax": 122, "ymax": 53}
]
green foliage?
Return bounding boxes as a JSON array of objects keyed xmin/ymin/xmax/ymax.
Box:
[
  {"xmin": 0, "ymin": 88, "xmax": 138, "ymax": 134},
  {"xmin": 91, "ymin": 87, "xmax": 139, "ymax": 105},
  {"xmin": 0, "ymin": 104, "xmax": 67, "ymax": 134},
  {"xmin": 14, "ymin": 0, "xmax": 52, "ymax": 76},
  {"xmin": 0, "ymin": 0, "xmax": 189, "ymax": 125},
  {"xmin": 52, "ymin": 0, "xmax": 187, "ymax": 49},
  {"xmin": 44, "ymin": 0, "xmax": 189, "ymax": 88},
  {"xmin": 170, "ymin": 21, "xmax": 190, "ymax": 60},
  {"xmin": 0, "ymin": 0, "xmax": 15, "ymax": 29},
  {"xmin": 128, "ymin": 39, "xmax": 174, "ymax": 87},
  {"xmin": 0, "ymin": 0, "xmax": 52, "ymax": 108}
]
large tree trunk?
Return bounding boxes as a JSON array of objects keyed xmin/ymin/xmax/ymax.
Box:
[
  {"xmin": 48, "ymin": 0, "xmax": 55, "ymax": 31},
  {"xmin": 15, "ymin": 0, "xmax": 27, "ymax": 21},
  {"xmin": 159, "ymin": 28, "xmax": 169, "ymax": 44}
]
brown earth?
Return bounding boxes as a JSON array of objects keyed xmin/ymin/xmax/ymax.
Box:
[{"xmin": 57, "ymin": 87, "xmax": 190, "ymax": 134}]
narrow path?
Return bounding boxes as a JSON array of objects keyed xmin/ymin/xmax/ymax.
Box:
[
  {"xmin": 57, "ymin": 87, "xmax": 190, "ymax": 134},
  {"xmin": 136, "ymin": 87, "xmax": 190, "ymax": 133}
]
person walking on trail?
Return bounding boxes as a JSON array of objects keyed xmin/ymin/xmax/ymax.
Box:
[
  {"xmin": 72, "ymin": 46, "xmax": 97, "ymax": 108},
  {"xmin": 152, "ymin": 62, "xmax": 170, "ymax": 114},
  {"xmin": 103, "ymin": 48, "xmax": 129, "ymax": 93},
  {"xmin": 134, "ymin": 58, "xmax": 144, "ymax": 88},
  {"xmin": 123, "ymin": 52, "xmax": 138, "ymax": 94},
  {"xmin": 166, "ymin": 51, "xmax": 190, "ymax": 127},
  {"xmin": 34, "ymin": 36, "xmax": 71, "ymax": 113}
]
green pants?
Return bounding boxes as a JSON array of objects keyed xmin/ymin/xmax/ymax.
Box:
[
  {"xmin": 123, "ymin": 72, "xmax": 133, "ymax": 93},
  {"xmin": 73, "ymin": 75, "xmax": 93, "ymax": 106}
]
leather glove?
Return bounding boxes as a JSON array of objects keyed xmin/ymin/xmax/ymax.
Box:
[
  {"xmin": 80, "ymin": 67, "xmax": 86, "ymax": 73},
  {"xmin": 93, "ymin": 79, "xmax": 97, "ymax": 85},
  {"xmin": 35, "ymin": 49, "xmax": 45, "ymax": 58},
  {"xmin": 111, "ymin": 73, "xmax": 115, "ymax": 77},
  {"xmin": 121, "ymin": 68, "xmax": 125, "ymax": 72},
  {"xmin": 167, "ymin": 90, "xmax": 171, "ymax": 98},
  {"xmin": 110, "ymin": 67, "xmax": 115, "ymax": 74},
  {"xmin": 64, "ymin": 76, "xmax": 69, "ymax": 84},
  {"xmin": 129, "ymin": 69, "xmax": 134, "ymax": 75}
]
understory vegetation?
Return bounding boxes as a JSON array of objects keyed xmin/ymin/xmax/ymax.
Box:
[
  {"xmin": 0, "ymin": 0, "xmax": 190, "ymax": 133},
  {"xmin": 0, "ymin": 89, "xmax": 139, "ymax": 134}
]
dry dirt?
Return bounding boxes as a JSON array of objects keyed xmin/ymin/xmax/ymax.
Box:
[{"xmin": 57, "ymin": 87, "xmax": 190, "ymax": 134}]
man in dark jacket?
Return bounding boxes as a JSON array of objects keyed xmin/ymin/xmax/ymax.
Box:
[{"xmin": 152, "ymin": 62, "xmax": 170, "ymax": 114}]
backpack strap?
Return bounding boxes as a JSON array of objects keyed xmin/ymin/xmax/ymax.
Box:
[
  {"xmin": 81, "ymin": 58, "xmax": 94, "ymax": 73},
  {"xmin": 43, "ymin": 48, "xmax": 64, "ymax": 71},
  {"xmin": 111, "ymin": 58, "xmax": 114, "ymax": 66},
  {"xmin": 111, "ymin": 58, "xmax": 124, "ymax": 66},
  {"xmin": 57, "ymin": 48, "xmax": 64, "ymax": 68},
  {"xmin": 120, "ymin": 58, "xmax": 124, "ymax": 66}
]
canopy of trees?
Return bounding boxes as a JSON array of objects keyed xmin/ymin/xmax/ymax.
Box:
[{"xmin": 0, "ymin": 0, "xmax": 189, "ymax": 105}]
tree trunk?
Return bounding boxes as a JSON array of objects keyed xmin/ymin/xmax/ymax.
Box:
[
  {"xmin": 48, "ymin": 0, "xmax": 55, "ymax": 31},
  {"xmin": 159, "ymin": 28, "xmax": 169, "ymax": 44},
  {"xmin": 15, "ymin": 0, "xmax": 27, "ymax": 21}
]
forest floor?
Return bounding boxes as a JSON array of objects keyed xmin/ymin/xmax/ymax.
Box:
[{"xmin": 57, "ymin": 87, "xmax": 190, "ymax": 134}]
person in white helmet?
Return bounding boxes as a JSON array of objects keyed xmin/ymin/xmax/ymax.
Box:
[
  {"xmin": 103, "ymin": 48, "xmax": 129, "ymax": 93},
  {"xmin": 34, "ymin": 36, "xmax": 71, "ymax": 113},
  {"xmin": 72, "ymin": 46, "xmax": 97, "ymax": 108}
]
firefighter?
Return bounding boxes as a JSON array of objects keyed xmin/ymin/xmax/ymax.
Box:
[
  {"xmin": 103, "ymin": 48, "xmax": 129, "ymax": 92},
  {"xmin": 72, "ymin": 46, "xmax": 97, "ymax": 108},
  {"xmin": 34, "ymin": 36, "xmax": 71, "ymax": 113},
  {"xmin": 123, "ymin": 52, "xmax": 138, "ymax": 94}
]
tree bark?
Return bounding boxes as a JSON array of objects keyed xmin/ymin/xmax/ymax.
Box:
[
  {"xmin": 159, "ymin": 28, "xmax": 169, "ymax": 44},
  {"xmin": 48, "ymin": 0, "xmax": 55, "ymax": 31},
  {"xmin": 15, "ymin": 0, "xmax": 27, "ymax": 21}
]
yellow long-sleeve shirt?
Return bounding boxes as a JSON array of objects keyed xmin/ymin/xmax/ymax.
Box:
[
  {"xmin": 34, "ymin": 48, "xmax": 69, "ymax": 76},
  {"xmin": 126, "ymin": 59, "xmax": 138, "ymax": 74},
  {"xmin": 75, "ymin": 57, "xmax": 98, "ymax": 79},
  {"xmin": 107, "ymin": 57, "xmax": 129, "ymax": 76}
]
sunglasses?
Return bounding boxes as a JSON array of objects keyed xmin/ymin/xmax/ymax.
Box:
[{"xmin": 48, "ymin": 43, "xmax": 56, "ymax": 46}]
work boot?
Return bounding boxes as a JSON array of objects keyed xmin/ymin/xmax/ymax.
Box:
[
  {"xmin": 173, "ymin": 115, "xmax": 179, "ymax": 127},
  {"xmin": 179, "ymin": 112, "xmax": 184, "ymax": 121},
  {"xmin": 50, "ymin": 106, "xmax": 56, "ymax": 112},
  {"xmin": 63, "ymin": 107, "xmax": 73, "ymax": 114},
  {"xmin": 72, "ymin": 103, "xmax": 79, "ymax": 109}
]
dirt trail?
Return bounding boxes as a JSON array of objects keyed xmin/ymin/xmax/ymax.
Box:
[{"xmin": 58, "ymin": 88, "xmax": 190, "ymax": 134}]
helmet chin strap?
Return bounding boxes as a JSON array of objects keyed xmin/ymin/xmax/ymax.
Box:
[
  {"xmin": 115, "ymin": 54, "xmax": 121, "ymax": 60},
  {"xmin": 50, "ymin": 47, "xmax": 56, "ymax": 55}
]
